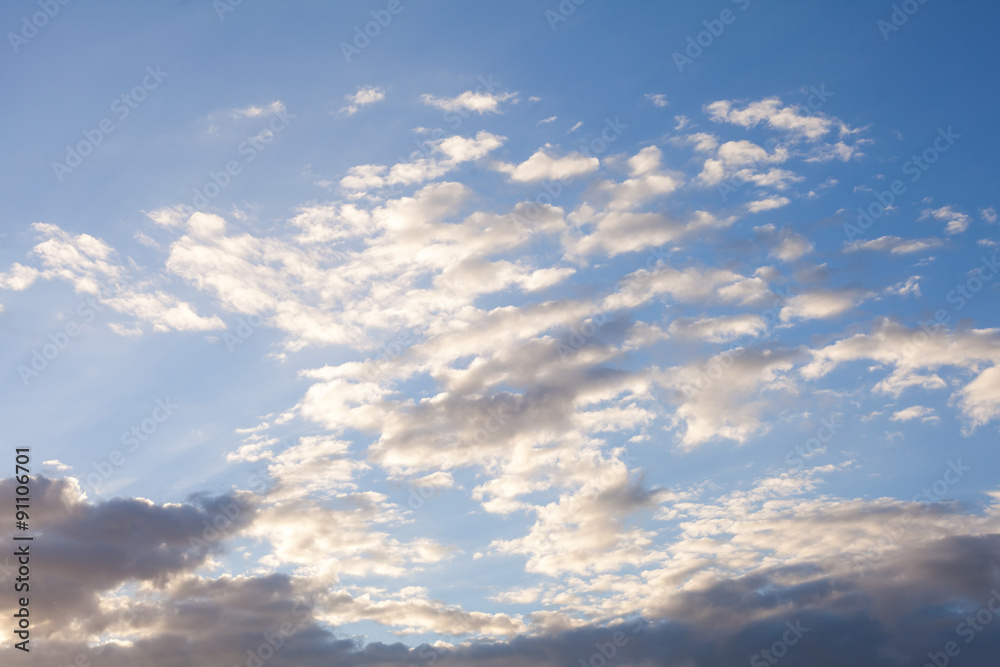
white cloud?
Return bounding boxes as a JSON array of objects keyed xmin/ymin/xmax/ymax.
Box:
[
  {"xmin": 105, "ymin": 290, "xmax": 225, "ymax": 333},
  {"xmin": 249, "ymin": 496, "xmax": 455, "ymax": 580},
  {"xmin": 747, "ymin": 196, "xmax": 790, "ymax": 213},
  {"xmin": 920, "ymin": 205, "xmax": 971, "ymax": 234},
  {"xmin": 582, "ymin": 146, "xmax": 679, "ymax": 210},
  {"xmin": 770, "ymin": 233, "xmax": 813, "ymax": 261},
  {"xmin": 0, "ymin": 262, "xmax": 39, "ymax": 291},
  {"xmin": 802, "ymin": 320, "xmax": 1000, "ymax": 428},
  {"xmin": 843, "ymin": 235, "xmax": 944, "ymax": 254},
  {"xmin": 604, "ymin": 264, "xmax": 768, "ymax": 311},
  {"xmin": 497, "ymin": 145, "xmax": 599, "ymax": 183},
  {"xmin": 312, "ymin": 584, "xmax": 527, "ymax": 636},
  {"xmin": 891, "ymin": 405, "xmax": 938, "ymax": 422},
  {"xmin": 145, "ymin": 204, "xmax": 192, "ymax": 228},
  {"xmin": 490, "ymin": 471, "xmax": 667, "ymax": 576},
  {"xmin": 340, "ymin": 131, "xmax": 506, "ymax": 192},
  {"xmin": 658, "ymin": 348, "xmax": 801, "ymax": 448},
  {"xmin": 804, "ymin": 141, "xmax": 861, "ymax": 162},
  {"xmin": 437, "ymin": 132, "xmax": 505, "ymax": 162},
  {"xmin": 340, "ymin": 85, "xmax": 386, "ymax": 116},
  {"xmin": 780, "ymin": 290, "xmax": 864, "ymax": 322},
  {"xmin": 705, "ymin": 97, "xmax": 847, "ymax": 141},
  {"xmin": 489, "ymin": 587, "xmax": 542, "ymax": 604},
  {"xmin": 696, "ymin": 139, "xmax": 792, "ymax": 187},
  {"xmin": 667, "ymin": 314, "xmax": 767, "ymax": 343},
  {"xmin": 421, "ymin": 90, "xmax": 516, "ymax": 114},
  {"xmin": 29, "ymin": 222, "xmax": 121, "ymax": 294},
  {"xmin": 956, "ymin": 365, "xmax": 1000, "ymax": 430},
  {"xmin": 886, "ymin": 275, "xmax": 921, "ymax": 297}
]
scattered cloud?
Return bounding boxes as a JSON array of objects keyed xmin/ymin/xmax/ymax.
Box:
[
  {"xmin": 891, "ymin": 405, "xmax": 938, "ymax": 422},
  {"xmin": 844, "ymin": 235, "xmax": 944, "ymax": 254},
  {"xmin": 231, "ymin": 100, "xmax": 286, "ymax": 118},
  {"xmin": 921, "ymin": 205, "xmax": 971, "ymax": 234},
  {"xmin": 644, "ymin": 93, "xmax": 669, "ymax": 108},
  {"xmin": 339, "ymin": 85, "xmax": 386, "ymax": 116},
  {"xmin": 421, "ymin": 90, "xmax": 516, "ymax": 114},
  {"xmin": 705, "ymin": 97, "xmax": 850, "ymax": 141},
  {"xmin": 747, "ymin": 196, "xmax": 791, "ymax": 213}
]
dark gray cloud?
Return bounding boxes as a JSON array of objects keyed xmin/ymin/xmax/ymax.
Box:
[{"xmin": 0, "ymin": 476, "xmax": 258, "ymax": 635}]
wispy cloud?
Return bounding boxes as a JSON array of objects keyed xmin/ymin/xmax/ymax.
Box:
[
  {"xmin": 231, "ymin": 100, "xmax": 286, "ymax": 118},
  {"xmin": 644, "ymin": 93, "xmax": 669, "ymax": 107}
]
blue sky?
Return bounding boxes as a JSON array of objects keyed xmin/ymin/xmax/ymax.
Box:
[{"xmin": 2, "ymin": 1, "xmax": 1000, "ymax": 665}]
